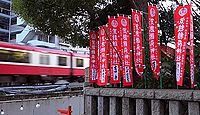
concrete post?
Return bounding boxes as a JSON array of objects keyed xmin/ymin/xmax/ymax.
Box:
[
  {"xmin": 136, "ymin": 99, "xmax": 148, "ymax": 115},
  {"xmin": 151, "ymin": 100, "xmax": 164, "ymax": 115},
  {"xmin": 110, "ymin": 97, "xmax": 116, "ymax": 115},
  {"xmin": 122, "ymin": 98, "xmax": 135, "ymax": 115},
  {"xmin": 169, "ymin": 101, "xmax": 183, "ymax": 115},
  {"xmin": 85, "ymin": 96, "xmax": 97, "ymax": 115},
  {"xmin": 98, "ymin": 96, "xmax": 109, "ymax": 115},
  {"xmin": 188, "ymin": 102, "xmax": 199, "ymax": 115}
]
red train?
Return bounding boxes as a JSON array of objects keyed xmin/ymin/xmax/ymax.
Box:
[{"xmin": 0, "ymin": 42, "xmax": 89, "ymax": 85}]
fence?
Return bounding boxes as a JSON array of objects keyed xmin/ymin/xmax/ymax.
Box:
[{"xmin": 84, "ymin": 88, "xmax": 200, "ymax": 115}]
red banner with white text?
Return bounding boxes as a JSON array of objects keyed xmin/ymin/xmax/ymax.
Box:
[
  {"xmin": 189, "ymin": 9, "xmax": 194, "ymax": 88},
  {"xmin": 118, "ymin": 16, "xmax": 133, "ymax": 86},
  {"xmin": 98, "ymin": 26, "xmax": 108, "ymax": 86},
  {"xmin": 89, "ymin": 31, "xmax": 98, "ymax": 83},
  {"xmin": 148, "ymin": 5, "xmax": 160, "ymax": 80},
  {"xmin": 174, "ymin": 5, "xmax": 191, "ymax": 86},
  {"xmin": 108, "ymin": 17, "xmax": 121, "ymax": 84},
  {"xmin": 132, "ymin": 11, "xmax": 144, "ymax": 78}
]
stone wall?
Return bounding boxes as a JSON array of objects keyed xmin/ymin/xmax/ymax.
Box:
[{"xmin": 84, "ymin": 88, "xmax": 200, "ymax": 115}]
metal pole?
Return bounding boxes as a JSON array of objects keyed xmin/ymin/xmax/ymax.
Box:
[
  {"xmin": 142, "ymin": 13, "xmax": 147, "ymax": 89},
  {"xmin": 8, "ymin": 1, "xmax": 12, "ymax": 42},
  {"xmin": 157, "ymin": 6, "xmax": 163, "ymax": 89}
]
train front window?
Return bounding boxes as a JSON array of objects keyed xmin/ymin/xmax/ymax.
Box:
[
  {"xmin": 58, "ymin": 56, "xmax": 67, "ymax": 66},
  {"xmin": 40, "ymin": 54, "xmax": 49, "ymax": 65},
  {"xmin": 0, "ymin": 49, "xmax": 30, "ymax": 63},
  {"xmin": 76, "ymin": 59, "xmax": 84, "ymax": 67}
]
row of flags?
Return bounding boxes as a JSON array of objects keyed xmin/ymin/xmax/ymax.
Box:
[{"xmin": 89, "ymin": 4, "xmax": 194, "ymax": 88}]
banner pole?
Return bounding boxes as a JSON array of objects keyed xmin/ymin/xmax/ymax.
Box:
[
  {"xmin": 158, "ymin": 7, "xmax": 163, "ymax": 89},
  {"xmin": 129, "ymin": 16, "xmax": 134, "ymax": 88},
  {"xmin": 142, "ymin": 12, "xmax": 147, "ymax": 89}
]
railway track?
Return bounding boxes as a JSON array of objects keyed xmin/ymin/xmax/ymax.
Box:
[{"xmin": 0, "ymin": 83, "xmax": 84, "ymax": 95}]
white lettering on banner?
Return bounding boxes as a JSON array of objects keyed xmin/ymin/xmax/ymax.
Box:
[
  {"xmin": 125, "ymin": 61, "xmax": 130, "ymax": 65},
  {"xmin": 92, "ymin": 69, "xmax": 96, "ymax": 80},
  {"xmin": 123, "ymin": 34, "xmax": 127, "ymax": 40},
  {"xmin": 152, "ymin": 61, "xmax": 157, "ymax": 71},
  {"xmin": 136, "ymin": 44, "xmax": 140, "ymax": 50},
  {"xmin": 179, "ymin": 18, "xmax": 185, "ymax": 24},
  {"xmin": 149, "ymin": 33, "xmax": 155, "ymax": 39},
  {"xmin": 101, "ymin": 69, "xmax": 105, "ymax": 82},
  {"xmin": 113, "ymin": 29, "xmax": 117, "ymax": 34},
  {"xmin": 151, "ymin": 55, "xmax": 156, "ymax": 60},
  {"xmin": 176, "ymin": 62, "xmax": 181, "ymax": 81},
  {"xmin": 136, "ymin": 52, "xmax": 141, "ymax": 56},
  {"xmin": 124, "ymin": 41, "xmax": 128, "ymax": 47},
  {"xmin": 92, "ymin": 34, "xmax": 96, "ymax": 40},
  {"xmin": 113, "ymin": 65, "xmax": 118, "ymax": 80},
  {"xmin": 150, "ymin": 26, "xmax": 155, "ymax": 32},
  {"xmin": 113, "ymin": 54, "xmax": 118, "ymax": 58},
  {"xmin": 125, "ymin": 66, "xmax": 131, "ymax": 82},
  {"xmin": 136, "ymin": 37, "xmax": 140, "ymax": 43},
  {"xmin": 178, "ymin": 25, "xmax": 184, "ymax": 32},
  {"xmin": 150, "ymin": 19, "xmax": 154, "ymax": 25},
  {"xmin": 125, "ymin": 54, "xmax": 129, "ymax": 59},
  {"xmin": 178, "ymin": 32, "xmax": 184, "ymax": 39}
]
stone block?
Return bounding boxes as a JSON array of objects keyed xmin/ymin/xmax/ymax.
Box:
[
  {"xmin": 100, "ymin": 88, "xmax": 125, "ymax": 97},
  {"xmin": 193, "ymin": 91, "xmax": 200, "ymax": 101},
  {"xmin": 122, "ymin": 98, "xmax": 135, "ymax": 115},
  {"xmin": 125, "ymin": 89, "xmax": 154, "ymax": 99},
  {"xmin": 85, "ymin": 96, "xmax": 97, "ymax": 115},
  {"xmin": 169, "ymin": 101, "xmax": 183, "ymax": 115},
  {"xmin": 136, "ymin": 99, "xmax": 148, "ymax": 115},
  {"xmin": 84, "ymin": 88, "xmax": 100, "ymax": 96},
  {"xmin": 98, "ymin": 96, "xmax": 109, "ymax": 115},
  {"xmin": 151, "ymin": 100, "xmax": 164, "ymax": 115},
  {"xmin": 188, "ymin": 102, "xmax": 199, "ymax": 115},
  {"xmin": 155, "ymin": 89, "xmax": 193, "ymax": 101},
  {"xmin": 110, "ymin": 97, "xmax": 122, "ymax": 115}
]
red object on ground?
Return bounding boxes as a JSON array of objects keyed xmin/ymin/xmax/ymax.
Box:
[{"xmin": 57, "ymin": 106, "xmax": 72, "ymax": 115}]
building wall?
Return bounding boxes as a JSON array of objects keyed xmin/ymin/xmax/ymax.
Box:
[
  {"xmin": 0, "ymin": 95, "xmax": 84, "ymax": 115},
  {"xmin": 0, "ymin": 0, "xmax": 12, "ymax": 42}
]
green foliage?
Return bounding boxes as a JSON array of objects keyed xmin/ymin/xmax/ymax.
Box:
[{"xmin": 13, "ymin": 0, "xmax": 200, "ymax": 89}]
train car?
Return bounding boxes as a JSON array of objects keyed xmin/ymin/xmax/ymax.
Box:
[{"xmin": 0, "ymin": 42, "xmax": 89, "ymax": 85}]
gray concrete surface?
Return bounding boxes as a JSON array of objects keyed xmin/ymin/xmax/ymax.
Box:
[{"xmin": 0, "ymin": 95, "xmax": 84, "ymax": 115}]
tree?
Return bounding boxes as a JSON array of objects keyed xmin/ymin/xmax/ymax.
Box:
[
  {"xmin": 13, "ymin": 0, "xmax": 148, "ymax": 46},
  {"xmin": 13, "ymin": 0, "xmax": 200, "ymax": 89}
]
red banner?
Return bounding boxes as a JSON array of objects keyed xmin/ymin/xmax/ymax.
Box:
[
  {"xmin": 189, "ymin": 9, "xmax": 194, "ymax": 88},
  {"xmin": 118, "ymin": 16, "xmax": 133, "ymax": 86},
  {"xmin": 132, "ymin": 11, "xmax": 144, "ymax": 78},
  {"xmin": 108, "ymin": 17, "xmax": 121, "ymax": 84},
  {"xmin": 174, "ymin": 5, "xmax": 191, "ymax": 86},
  {"xmin": 148, "ymin": 5, "xmax": 160, "ymax": 80},
  {"xmin": 98, "ymin": 26, "xmax": 108, "ymax": 86},
  {"xmin": 89, "ymin": 31, "xmax": 98, "ymax": 83}
]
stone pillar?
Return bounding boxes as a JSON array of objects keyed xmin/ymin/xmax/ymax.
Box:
[
  {"xmin": 98, "ymin": 96, "xmax": 109, "ymax": 115},
  {"xmin": 122, "ymin": 98, "xmax": 135, "ymax": 115},
  {"xmin": 85, "ymin": 96, "xmax": 97, "ymax": 115},
  {"xmin": 188, "ymin": 102, "xmax": 199, "ymax": 115},
  {"xmin": 110, "ymin": 97, "xmax": 122, "ymax": 115},
  {"xmin": 169, "ymin": 101, "xmax": 183, "ymax": 115},
  {"xmin": 151, "ymin": 100, "xmax": 164, "ymax": 115},
  {"xmin": 110, "ymin": 97, "xmax": 117, "ymax": 115},
  {"xmin": 136, "ymin": 99, "xmax": 148, "ymax": 115}
]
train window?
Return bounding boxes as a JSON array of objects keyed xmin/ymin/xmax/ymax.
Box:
[
  {"xmin": 58, "ymin": 56, "xmax": 67, "ymax": 66},
  {"xmin": 0, "ymin": 49, "xmax": 30, "ymax": 63},
  {"xmin": 76, "ymin": 59, "xmax": 84, "ymax": 67},
  {"xmin": 40, "ymin": 54, "xmax": 49, "ymax": 65}
]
